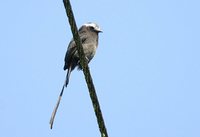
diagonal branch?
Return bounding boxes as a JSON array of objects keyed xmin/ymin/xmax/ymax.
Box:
[{"xmin": 63, "ymin": 0, "xmax": 108, "ymax": 137}]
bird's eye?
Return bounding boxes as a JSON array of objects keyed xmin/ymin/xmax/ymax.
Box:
[{"xmin": 90, "ymin": 26, "xmax": 95, "ymax": 30}]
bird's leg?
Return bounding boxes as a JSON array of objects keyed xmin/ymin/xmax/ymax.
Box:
[{"xmin": 85, "ymin": 57, "xmax": 90, "ymax": 63}]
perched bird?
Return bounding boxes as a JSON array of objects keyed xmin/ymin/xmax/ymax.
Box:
[
  {"xmin": 50, "ymin": 22, "xmax": 102, "ymax": 129},
  {"xmin": 64, "ymin": 22, "xmax": 102, "ymax": 86}
]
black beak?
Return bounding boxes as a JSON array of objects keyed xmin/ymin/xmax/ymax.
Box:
[{"xmin": 98, "ymin": 30, "xmax": 103, "ymax": 33}]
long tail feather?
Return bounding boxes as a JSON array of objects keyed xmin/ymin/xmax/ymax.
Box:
[
  {"xmin": 49, "ymin": 67, "xmax": 72, "ymax": 129},
  {"xmin": 65, "ymin": 66, "xmax": 72, "ymax": 87},
  {"xmin": 49, "ymin": 85, "xmax": 65, "ymax": 129}
]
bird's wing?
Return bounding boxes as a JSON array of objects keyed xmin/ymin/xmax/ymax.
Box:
[{"xmin": 63, "ymin": 34, "xmax": 87, "ymax": 70}]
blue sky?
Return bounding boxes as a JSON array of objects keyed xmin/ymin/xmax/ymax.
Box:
[{"xmin": 1, "ymin": 0, "xmax": 200, "ymax": 137}]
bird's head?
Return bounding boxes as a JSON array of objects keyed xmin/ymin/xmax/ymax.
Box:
[{"xmin": 83, "ymin": 22, "xmax": 102, "ymax": 33}]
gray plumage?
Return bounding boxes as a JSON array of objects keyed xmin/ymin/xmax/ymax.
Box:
[{"xmin": 64, "ymin": 22, "xmax": 102, "ymax": 86}]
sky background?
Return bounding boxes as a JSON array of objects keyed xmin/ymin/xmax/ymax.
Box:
[{"xmin": 1, "ymin": 0, "xmax": 200, "ymax": 137}]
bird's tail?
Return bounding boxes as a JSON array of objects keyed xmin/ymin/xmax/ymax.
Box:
[
  {"xmin": 49, "ymin": 66, "xmax": 72, "ymax": 129},
  {"xmin": 65, "ymin": 66, "xmax": 72, "ymax": 87}
]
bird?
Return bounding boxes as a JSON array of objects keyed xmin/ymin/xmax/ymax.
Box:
[
  {"xmin": 50, "ymin": 22, "xmax": 102, "ymax": 129},
  {"xmin": 64, "ymin": 22, "xmax": 102, "ymax": 86}
]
